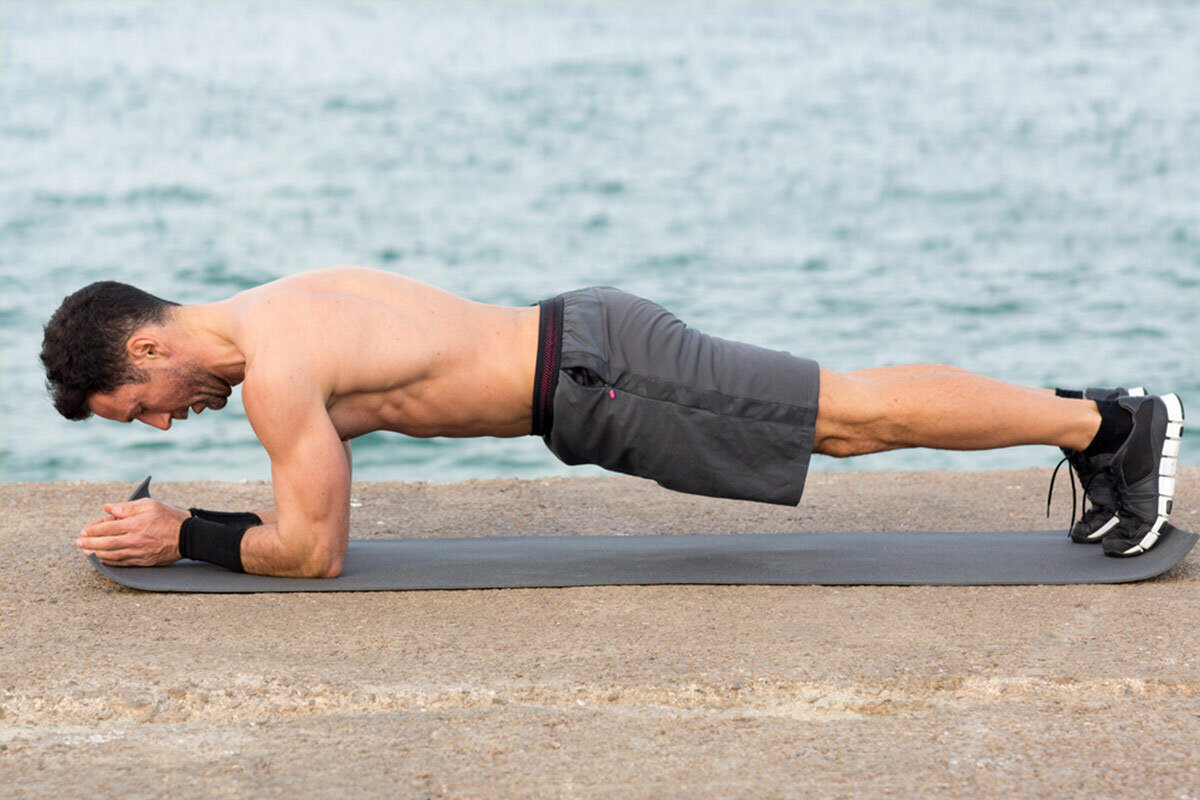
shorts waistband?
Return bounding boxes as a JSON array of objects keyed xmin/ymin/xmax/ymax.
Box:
[{"xmin": 531, "ymin": 295, "xmax": 564, "ymax": 437}]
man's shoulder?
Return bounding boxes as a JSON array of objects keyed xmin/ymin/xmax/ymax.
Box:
[
  {"xmin": 235, "ymin": 297, "xmax": 333, "ymax": 412},
  {"xmin": 239, "ymin": 355, "xmax": 332, "ymax": 450}
]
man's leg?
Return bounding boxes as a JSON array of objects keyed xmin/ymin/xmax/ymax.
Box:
[
  {"xmin": 814, "ymin": 363, "xmax": 1185, "ymax": 558},
  {"xmin": 843, "ymin": 363, "xmax": 1052, "ymax": 394},
  {"xmin": 814, "ymin": 365, "xmax": 1100, "ymax": 457}
]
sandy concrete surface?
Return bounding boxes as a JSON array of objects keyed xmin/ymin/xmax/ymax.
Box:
[{"xmin": 2, "ymin": 467, "xmax": 1197, "ymax": 799}]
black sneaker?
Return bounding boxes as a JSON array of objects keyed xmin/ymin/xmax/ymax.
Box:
[
  {"xmin": 1099, "ymin": 393, "xmax": 1185, "ymax": 557},
  {"xmin": 1047, "ymin": 386, "xmax": 1145, "ymax": 543}
]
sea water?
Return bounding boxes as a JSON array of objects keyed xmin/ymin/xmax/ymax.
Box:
[{"xmin": 2, "ymin": 1, "xmax": 1197, "ymax": 485}]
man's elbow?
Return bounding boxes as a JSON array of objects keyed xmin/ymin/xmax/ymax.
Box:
[
  {"xmin": 260, "ymin": 534, "xmax": 344, "ymax": 579},
  {"xmin": 283, "ymin": 518, "xmax": 347, "ymax": 578},
  {"xmin": 300, "ymin": 548, "xmax": 344, "ymax": 579},
  {"xmin": 314, "ymin": 558, "xmax": 343, "ymax": 579}
]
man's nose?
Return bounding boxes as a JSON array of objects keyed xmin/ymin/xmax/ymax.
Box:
[{"xmin": 141, "ymin": 413, "xmax": 171, "ymax": 430}]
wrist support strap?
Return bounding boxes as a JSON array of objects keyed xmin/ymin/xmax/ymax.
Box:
[
  {"xmin": 188, "ymin": 508, "xmax": 263, "ymax": 527},
  {"xmin": 178, "ymin": 509, "xmax": 262, "ymax": 573}
]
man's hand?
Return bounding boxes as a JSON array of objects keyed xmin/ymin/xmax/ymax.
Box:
[{"xmin": 76, "ymin": 499, "xmax": 190, "ymax": 566}]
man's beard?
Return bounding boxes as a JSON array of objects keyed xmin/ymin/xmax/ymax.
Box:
[{"xmin": 168, "ymin": 366, "xmax": 233, "ymax": 416}]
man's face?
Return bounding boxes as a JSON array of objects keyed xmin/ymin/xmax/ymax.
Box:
[{"xmin": 89, "ymin": 366, "xmax": 233, "ymax": 430}]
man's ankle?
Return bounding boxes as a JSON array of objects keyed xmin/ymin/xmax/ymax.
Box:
[{"xmin": 1082, "ymin": 400, "xmax": 1133, "ymax": 457}]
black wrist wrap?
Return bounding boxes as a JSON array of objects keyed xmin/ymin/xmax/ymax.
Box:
[
  {"xmin": 179, "ymin": 514, "xmax": 256, "ymax": 573},
  {"xmin": 187, "ymin": 508, "xmax": 263, "ymax": 527}
]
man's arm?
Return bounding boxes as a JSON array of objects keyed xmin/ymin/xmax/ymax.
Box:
[
  {"xmin": 243, "ymin": 441, "xmax": 350, "ymax": 524},
  {"xmin": 238, "ymin": 373, "xmax": 350, "ymax": 578},
  {"xmin": 76, "ymin": 422, "xmax": 353, "ymax": 574}
]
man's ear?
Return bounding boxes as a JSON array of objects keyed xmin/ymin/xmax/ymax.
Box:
[{"xmin": 126, "ymin": 332, "xmax": 171, "ymax": 365}]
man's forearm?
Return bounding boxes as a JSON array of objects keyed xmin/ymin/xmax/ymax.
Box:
[
  {"xmin": 242, "ymin": 441, "xmax": 346, "ymax": 554},
  {"xmin": 240, "ymin": 522, "xmax": 343, "ymax": 578}
]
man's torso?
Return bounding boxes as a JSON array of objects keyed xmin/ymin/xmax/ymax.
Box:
[{"xmin": 227, "ymin": 267, "xmax": 540, "ymax": 440}]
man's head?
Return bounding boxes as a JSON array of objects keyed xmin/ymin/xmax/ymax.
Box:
[{"xmin": 41, "ymin": 281, "xmax": 232, "ymax": 428}]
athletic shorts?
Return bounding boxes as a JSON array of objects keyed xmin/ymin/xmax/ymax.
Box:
[{"xmin": 531, "ymin": 286, "xmax": 820, "ymax": 506}]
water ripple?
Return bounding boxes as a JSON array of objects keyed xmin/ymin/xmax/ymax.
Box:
[{"xmin": 2, "ymin": 0, "xmax": 1196, "ymax": 481}]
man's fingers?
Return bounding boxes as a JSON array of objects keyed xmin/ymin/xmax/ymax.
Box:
[
  {"xmin": 94, "ymin": 549, "xmax": 144, "ymax": 566},
  {"xmin": 87, "ymin": 497, "xmax": 168, "ymax": 533},
  {"xmin": 103, "ymin": 499, "xmax": 153, "ymax": 518},
  {"xmin": 77, "ymin": 532, "xmax": 132, "ymax": 552},
  {"xmin": 80, "ymin": 517, "xmax": 129, "ymax": 538}
]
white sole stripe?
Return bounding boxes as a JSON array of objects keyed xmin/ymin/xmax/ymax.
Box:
[
  {"xmin": 1092, "ymin": 515, "xmax": 1120, "ymax": 540},
  {"xmin": 1117, "ymin": 515, "xmax": 1166, "ymax": 555},
  {"xmin": 1161, "ymin": 392, "xmax": 1184, "ymax": 423},
  {"xmin": 1126, "ymin": 516, "xmax": 1170, "ymax": 554},
  {"xmin": 1156, "ymin": 394, "xmax": 1183, "ymax": 512}
]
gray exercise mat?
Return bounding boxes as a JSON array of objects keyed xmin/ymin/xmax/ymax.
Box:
[
  {"xmin": 86, "ymin": 477, "xmax": 1196, "ymax": 591},
  {"xmin": 89, "ymin": 526, "xmax": 1197, "ymax": 592}
]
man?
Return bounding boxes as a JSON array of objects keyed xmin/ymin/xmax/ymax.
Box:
[{"xmin": 42, "ymin": 266, "xmax": 1184, "ymax": 577}]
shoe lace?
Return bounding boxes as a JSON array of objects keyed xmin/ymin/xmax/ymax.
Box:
[
  {"xmin": 1047, "ymin": 456, "xmax": 1113, "ymax": 537},
  {"xmin": 1046, "ymin": 457, "xmax": 1079, "ymax": 536}
]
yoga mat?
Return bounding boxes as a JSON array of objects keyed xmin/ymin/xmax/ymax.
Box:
[{"xmin": 86, "ymin": 478, "xmax": 1197, "ymax": 592}]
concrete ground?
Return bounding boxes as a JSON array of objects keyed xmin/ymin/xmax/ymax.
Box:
[{"xmin": 2, "ymin": 467, "xmax": 1197, "ymax": 799}]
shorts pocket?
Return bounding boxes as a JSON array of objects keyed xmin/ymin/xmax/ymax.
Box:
[{"xmin": 563, "ymin": 366, "xmax": 607, "ymax": 388}]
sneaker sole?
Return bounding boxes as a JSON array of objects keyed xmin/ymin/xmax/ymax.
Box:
[
  {"xmin": 1109, "ymin": 392, "xmax": 1185, "ymax": 557},
  {"xmin": 1073, "ymin": 386, "xmax": 1147, "ymax": 543}
]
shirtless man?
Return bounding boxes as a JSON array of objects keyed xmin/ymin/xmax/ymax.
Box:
[{"xmin": 41, "ymin": 266, "xmax": 1184, "ymax": 577}]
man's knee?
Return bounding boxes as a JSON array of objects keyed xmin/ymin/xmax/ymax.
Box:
[
  {"xmin": 817, "ymin": 436, "xmax": 868, "ymax": 458},
  {"xmin": 814, "ymin": 369, "xmax": 890, "ymax": 457}
]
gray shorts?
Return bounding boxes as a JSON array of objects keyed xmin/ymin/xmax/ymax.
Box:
[{"xmin": 531, "ymin": 287, "xmax": 820, "ymax": 505}]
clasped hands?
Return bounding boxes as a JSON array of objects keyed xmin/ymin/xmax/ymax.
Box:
[{"xmin": 77, "ymin": 499, "xmax": 190, "ymax": 566}]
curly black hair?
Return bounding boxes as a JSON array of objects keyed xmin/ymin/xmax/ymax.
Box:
[{"xmin": 41, "ymin": 282, "xmax": 180, "ymax": 420}]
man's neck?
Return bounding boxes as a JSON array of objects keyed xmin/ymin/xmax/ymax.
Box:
[{"xmin": 169, "ymin": 304, "xmax": 248, "ymax": 385}]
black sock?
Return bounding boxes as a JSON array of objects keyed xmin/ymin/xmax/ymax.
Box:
[
  {"xmin": 1055, "ymin": 388, "xmax": 1083, "ymax": 399},
  {"xmin": 1083, "ymin": 399, "xmax": 1133, "ymax": 457}
]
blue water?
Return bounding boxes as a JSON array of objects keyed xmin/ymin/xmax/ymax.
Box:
[{"xmin": 2, "ymin": 1, "xmax": 1197, "ymax": 485}]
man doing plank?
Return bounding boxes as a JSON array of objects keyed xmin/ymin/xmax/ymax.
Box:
[{"xmin": 41, "ymin": 267, "xmax": 1184, "ymax": 576}]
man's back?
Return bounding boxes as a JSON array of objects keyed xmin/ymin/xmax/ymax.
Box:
[{"xmin": 230, "ymin": 267, "xmax": 540, "ymax": 440}]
